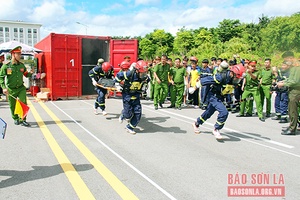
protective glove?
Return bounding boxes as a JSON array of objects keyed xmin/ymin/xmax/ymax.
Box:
[{"xmin": 92, "ymin": 79, "xmax": 97, "ymax": 86}]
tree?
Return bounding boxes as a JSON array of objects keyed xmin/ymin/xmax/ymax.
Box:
[
  {"xmin": 173, "ymin": 27, "xmax": 194, "ymax": 56},
  {"xmin": 215, "ymin": 19, "xmax": 243, "ymax": 42},
  {"xmin": 260, "ymin": 13, "xmax": 300, "ymax": 53},
  {"xmin": 139, "ymin": 38, "xmax": 157, "ymax": 60}
]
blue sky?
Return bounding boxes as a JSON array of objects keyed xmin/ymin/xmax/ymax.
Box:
[{"xmin": 1, "ymin": 0, "xmax": 299, "ymax": 39}]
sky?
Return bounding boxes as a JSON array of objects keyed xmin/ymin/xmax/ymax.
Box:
[{"xmin": 1, "ymin": 0, "xmax": 300, "ymax": 40}]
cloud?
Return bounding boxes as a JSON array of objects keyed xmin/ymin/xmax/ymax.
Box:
[
  {"xmin": 29, "ymin": 1, "xmax": 66, "ymax": 24},
  {"xmin": 135, "ymin": 0, "xmax": 160, "ymax": 6},
  {"xmin": 1, "ymin": 0, "xmax": 300, "ymax": 39}
]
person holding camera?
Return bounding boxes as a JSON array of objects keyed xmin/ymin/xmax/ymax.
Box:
[
  {"xmin": 277, "ymin": 52, "xmax": 300, "ymax": 135},
  {"xmin": 272, "ymin": 63, "xmax": 290, "ymax": 123}
]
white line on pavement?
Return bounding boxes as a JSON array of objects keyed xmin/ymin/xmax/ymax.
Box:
[
  {"xmin": 142, "ymin": 104, "xmax": 294, "ymax": 149},
  {"xmin": 51, "ymin": 101, "xmax": 177, "ymax": 200}
]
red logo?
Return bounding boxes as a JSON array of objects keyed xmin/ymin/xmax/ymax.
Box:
[{"xmin": 227, "ymin": 173, "xmax": 285, "ymax": 197}]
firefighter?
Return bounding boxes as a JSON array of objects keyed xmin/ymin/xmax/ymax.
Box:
[
  {"xmin": 237, "ymin": 60, "xmax": 264, "ymax": 122},
  {"xmin": 115, "ymin": 60, "xmax": 149, "ymax": 134},
  {"xmin": 199, "ymin": 59, "xmax": 212, "ymax": 110},
  {"xmin": 231, "ymin": 61, "xmax": 247, "ymax": 113},
  {"xmin": 88, "ymin": 60, "xmax": 114, "ymax": 116},
  {"xmin": 0, "ymin": 46, "xmax": 32, "ymax": 126},
  {"xmin": 192, "ymin": 61, "xmax": 241, "ymax": 140}
]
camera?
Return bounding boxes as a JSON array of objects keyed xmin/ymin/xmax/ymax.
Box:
[{"xmin": 270, "ymin": 82, "xmax": 278, "ymax": 92}]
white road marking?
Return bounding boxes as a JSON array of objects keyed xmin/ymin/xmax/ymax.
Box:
[
  {"xmin": 51, "ymin": 101, "xmax": 177, "ymax": 200},
  {"xmin": 142, "ymin": 104, "xmax": 295, "ymax": 149}
]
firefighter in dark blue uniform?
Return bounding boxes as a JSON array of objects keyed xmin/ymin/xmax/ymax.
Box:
[
  {"xmin": 192, "ymin": 61, "xmax": 240, "ymax": 140},
  {"xmin": 115, "ymin": 60, "xmax": 149, "ymax": 134},
  {"xmin": 88, "ymin": 60, "xmax": 114, "ymax": 115}
]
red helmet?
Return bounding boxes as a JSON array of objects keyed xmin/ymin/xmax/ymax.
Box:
[
  {"xmin": 120, "ymin": 61, "xmax": 131, "ymax": 70},
  {"xmin": 135, "ymin": 60, "xmax": 148, "ymax": 73},
  {"xmin": 230, "ymin": 63, "xmax": 246, "ymax": 79},
  {"xmin": 102, "ymin": 62, "xmax": 112, "ymax": 73}
]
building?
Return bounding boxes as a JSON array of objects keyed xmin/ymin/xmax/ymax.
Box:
[{"xmin": 0, "ymin": 20, "xmax": 42, "ymax": 46}]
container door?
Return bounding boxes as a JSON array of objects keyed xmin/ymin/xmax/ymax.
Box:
[
  {"xmin": 66, "ymin": 36, "xmax": 80, "ymax": 98},
  {"xmin": 52, "ymin": 35, "xmax": 80, "ymax": 99},
  {"xmin": 81, "ymin": 38, "xmax": 110, "ymax": 95},
  {"xmin": 110, "ymin": 39, "xmax": 138, "ymax": 76}
]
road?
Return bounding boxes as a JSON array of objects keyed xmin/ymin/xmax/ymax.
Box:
[{"xmin": 0, "ymin": 95, "xmax": 299, "ymax": 200}]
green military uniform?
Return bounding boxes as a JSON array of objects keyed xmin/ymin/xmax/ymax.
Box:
[
  {"xmin": 260, "ymin": 68, "xmax": 274, "ymax": 116},
  {"xmin": 283, "ymin": 66, "xmax": 300, "ymax": 132},
  {"xmin": 0, "ymin": 46, "xmax": 32, "ymax": 124},
  {"xmin": 239, "ymin": 70, "xmax": 264, "ymax": 119},
  {"xmin": 148, "ymin": 66, "xmax": 155, "ymax": 100},
  {"xmin": 169, "ymin": 66, "xmax": 187, "ymax": 109},
  {"xmin": 153, "ymin": 63, "xmax": 170, "ymax": 108}
]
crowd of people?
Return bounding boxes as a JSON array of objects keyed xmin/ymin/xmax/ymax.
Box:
[
  {"xmin": 89, "ymin": 52, "xmax": 299, "ymax": 138},
  {"xmin": 1, "ymin": 47, "xmax": 299, "ymax": 138}
]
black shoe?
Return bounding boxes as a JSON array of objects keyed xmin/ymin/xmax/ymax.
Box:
[
  {"xmin": 279, "ymin": 118, "xmax": 288, "ymax": 123},
  {"xmin": 159, "ymin": 103, "xmax": 163, "ymax": 108},
  {"xmin": 259, "ymin": 117, "xmax": 265, "ymax": 122},
  {"xmin": 177, "ymin": 106, "xmax": 182, "ymax": 110},
  {"xmin": 236, "ymin": 114, "xmax": 244, "ymax": 117},
  {"xmin": 245, "ymin": 113, "xmax": 252, "ymax": 117},
  {"xmin": 167, "ymin": 105, "xmax": 175, "ymax": 108},
  {"xmin": 266, "ymin": 113, "xmax": 271, "ymax": 118},
  {"xmin": 21, "ymin": 121, "xmax": 30, "ymax": 127},
  {"xmin": 154, "ymin": 106, "xmax": 158, "ymax": 110},
  {"xmin": 281, "ymin": 129, "xmax": 296, "ymax": 135},
  {"xmin": 14, "ymin": 119, "xmax": 19, "ymax": 125},
  {"xmin": 272, "ymin": 116, "xmax": 281, "ymax": 120}
]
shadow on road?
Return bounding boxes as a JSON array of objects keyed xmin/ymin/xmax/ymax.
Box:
[
  {"xmin": 138, "ymin": 116, "xmax": 187, "ymax": 134},
  {"xmin": 0, "ymin": 163, "xmax": 94, "ymax": 188}
]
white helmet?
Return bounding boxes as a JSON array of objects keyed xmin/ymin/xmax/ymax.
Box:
[{"xmin": 220, "ymin": 61, "xmax": 229, "ymax": 69}]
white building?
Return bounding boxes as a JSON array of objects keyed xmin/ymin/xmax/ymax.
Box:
[{"xmin": 0, "ymin": 20, "xmax": 42, "ymax": 46}]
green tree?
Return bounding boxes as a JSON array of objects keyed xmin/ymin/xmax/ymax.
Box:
[
  {"xmin": 260, "ymin": 13, "xmax": 300, "ymax": 53},
  {"xmin": 148, "ymin": 29, "xmax": 174, "ymax": 56},
  {"xmin": 215, "ymin": 19, "xmax": 243, "ymax": 42},
  {"xmin": 173, "ymin": 27, "xmax": 194, "ymax": 56},
  {"xmin": 139, "ymin": 38, "xmax": 157, "ymax": 60}
]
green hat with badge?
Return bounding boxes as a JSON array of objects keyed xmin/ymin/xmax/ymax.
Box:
[{"xmin": 9, "ymin": 46, "xmax": 22, "ymax": 53}]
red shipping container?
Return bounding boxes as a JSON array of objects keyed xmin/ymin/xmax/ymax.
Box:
[{"xmin": 35, "ymin": 33, "xmax": 138, "ymax": 100}]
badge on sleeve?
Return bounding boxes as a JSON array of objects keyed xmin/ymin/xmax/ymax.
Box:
[{"xmin": 7, "ymin": 68, "xmax": 12, "ymax": 75}]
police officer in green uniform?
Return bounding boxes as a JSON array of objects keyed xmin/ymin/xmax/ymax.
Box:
[
  {"xmin": 147, "ymin": 61, "xmax": 155, "ymax": 100},
  {"xmin": 153, "ymin": 55, "xmax": 171, "ymax": 110},
  {"xmin": 278, "ymin": 51, "xmax": 300, "ymax": 135},
  {"xmin": 168, "ymin": 57, "xmax": 188, "ymax": 110},
  {"xmin": 237, "ymin": 60, "xmax": 265, "ymax": 122},
  {"xmin": 260, "ymin": 58, "xmax": 275, "ymax": 117},
  {"xmin": 0, "ymin": 46, "xmax": 32, "ymax": 126}
]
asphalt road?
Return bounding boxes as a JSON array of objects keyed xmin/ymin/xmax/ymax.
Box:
[{"xmin": 0, "ymin": 94, "xmax": 299, "ymax": 200}]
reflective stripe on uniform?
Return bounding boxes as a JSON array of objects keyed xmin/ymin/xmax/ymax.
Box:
[
  {"xmin": 124, "ymin": 71, "xmax": 128, "ymax": 80},
  {"xmin": 213, "ymin": 75, "xmax": 220, "ymax": 84},
  {"xmin": 92, "ymin": 68, "xmax": 98, "ymax": 74},
  {"xmin": 200, "ymin": 116, "xmax": 205, "ymax": 123},
  {"xmin": 216, "ymin": 120, "xmax": 225, "ymax": 125}
]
